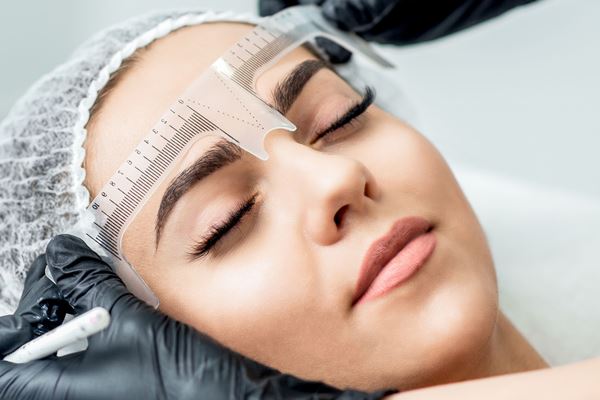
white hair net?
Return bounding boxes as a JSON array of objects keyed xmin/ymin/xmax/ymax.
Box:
[
  {"xmin": 0, "ymin": 9, "xmax": 266, "ymax": 315},
  {"xmin": 0, "ymin": 7, "xmax": 416, "ymax": 315}
]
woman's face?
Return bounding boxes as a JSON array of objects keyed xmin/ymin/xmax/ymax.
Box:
[{"xmin": 84, "ymin": 22, "xmax": 498, "ymax": 391}]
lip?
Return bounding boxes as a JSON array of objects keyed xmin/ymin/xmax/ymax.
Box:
[{"xmin": 352, "ymin": 216, "xmax": 436, "ymax": 306}]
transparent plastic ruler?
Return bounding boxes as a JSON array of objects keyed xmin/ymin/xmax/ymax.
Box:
[{"xmin": 67, "ymin": 5, "xmax": 392, "ymax": 308}]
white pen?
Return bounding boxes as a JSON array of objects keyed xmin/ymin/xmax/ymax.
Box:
[{"xmin": 3, "ymin": 307, "xmax": 110, "ymax": 364}]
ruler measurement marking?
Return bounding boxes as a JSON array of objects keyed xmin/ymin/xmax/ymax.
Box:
[
  {"xmin": 237, "ymin": 44, "xmax": 275, "ymax": 76},
  {"xmin": 129, "ymin": 182, "xmax": 145, "ymax": 196},
  {"xmin": 121, "ymin": 193, "xmax": 137, "ymax": 208},
  {"xmin": 199, "ymin": 119, "xmax": 237, "ymax": 143},
  {"xmin": 108, "ymin": 213, "xmax": 124, "ymax": 226},
  {"xmin": 112, "ymin": 209, "xmax": 127, "ymax": 224},
  {"xmin": 178, "ymin": 124, "xmax": 203, "ymax": 140},
  {"xmin": 148, "ymin": 163, "xmax": 166, "ymax": 179},
  {"xmin": 159, "ymin": 143, "xmax": 178, "ymax": 161},
  {"xmin": 148, "ymin": 158, "xmax": 167, "ymax": 175},
  {"xmin": 129, "ymin": 187, "xmax": 146, "ymax": 204},
  {"xmin": 155, "ymin": 151, "xmax": 171, "ymax": 168},
  {"xmin": 139, "ymin": 173, "xmax": 157, "ymax": 192},
  {"xmin": 102, "ymin": 221, "xmax": 120, "ymax": 238},
  {"xmin": 190, "ymin": 113, "xmax": 218, "ymax": 133},
  {"xmin": 180, "ymin": 120, "xmax": 208, "ymax": 137},
  {"xmin": 142, "ymin": 166, "xmax": 160, "ymax": 182},
  {"xmin": 126, "ymin": 187, "xmax": 142, "ymax": 202},
  {"xmin": 252, "ymin": 30, "xmax": 270, "ymax": 44},
  {"xmin": 185, "ymin": 107, "xmax": 238, "ymax": 143},
  {"xmin": 97, "ymin": 234, "xmax": 119, "ymax": 257},
  {"xmin": 169, "ymin": 133, "xmax": 188, "ymax": 150},
  {"xmin": 171, "ymin": 134, "xmax": 189, "ymax": 148},
  {"xmin": 118, "ymin": 198, "xmax": 134, "ymax": 214},
  {"xmin": 137, "ymin": 174, "xmax": 154, "ymax": 192},
  {"xmin": 97, "ymin": 229, "xmax": 117, "ymax": 247},
  {"xmin": 184, "ymin": 116, "xmax": 211, "ymax": 133},
  {"xmin": 110, "ymin": 212, "xmax": 126, "ymax": 225},
  {"xmin": 103, "ymin": 217, "xmax": 121, "ymax": 231},
  {"xmin": 154, "ymin": 152, "xmax": 171, "ymax": 170},
  {"xmin": 149, "ymin": 160, "xmax": 167, "ymax": 175},
  {"xmin": 86, "ymin": 233, "xmax": 121, "ymax": 260}
]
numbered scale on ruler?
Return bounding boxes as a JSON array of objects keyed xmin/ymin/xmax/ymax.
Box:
[{"xmin": 88, "ymin": 100, "xmax": 233, "ymax": 260}]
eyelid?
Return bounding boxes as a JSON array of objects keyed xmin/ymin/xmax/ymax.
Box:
[
  {"xmin": 309, "ymin": 85, "xmax": 375, "ymax": 145},
  {"xmin": 186, "ymin": 193, "xmax": 258, "ymax": 262}
]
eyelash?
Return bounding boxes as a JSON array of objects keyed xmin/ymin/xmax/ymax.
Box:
[
  {"xmin": 187, "ymin": 192, "xmax": 258, "ymax": 261},
  {"xmin": 310, "ymin": 85, "xmax": 375, "ymax": 145},
  {"xmin": 187, "ymin": 85, "xmax": 376, "ymax": 261}
]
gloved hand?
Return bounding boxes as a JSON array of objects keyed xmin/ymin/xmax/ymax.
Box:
[
  {"xmin": 259, "ymin": 0, "xmax": 540, "ymax": 62},
  {"xmin": 0, "ymin": 254, "xmax": 73, "ymax": 356},
  {"xmin": 0, "ymin": 234, "xmax": 398, "ymax": 400}
]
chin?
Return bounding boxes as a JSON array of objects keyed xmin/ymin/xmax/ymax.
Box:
[{"xmin": 412, "ymin": 271, "xmax": 499, "ymax": 388}]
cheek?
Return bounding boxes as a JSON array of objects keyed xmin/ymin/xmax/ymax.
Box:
[
  {"xmin": 152, "ymin": 232, "xmax": 329, "ymax": 368},
  {"xmin": 349, "ymin": 111, "xmax": 438, "ymax": 192},
  {"xmin": 367, "ymin": 112, "xmax": 493, "ymax": 274},
  {"xmin": 357, "ymin": 113, "xmax": 499, "ymax": 382}
]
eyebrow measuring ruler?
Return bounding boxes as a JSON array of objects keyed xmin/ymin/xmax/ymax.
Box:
[{"xmin": 60, "ymin": 5, "xmax": 392, "ymax": 308}]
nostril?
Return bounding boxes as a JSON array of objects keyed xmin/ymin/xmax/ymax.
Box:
[
  {"xmin": 334, "ymin": 204, "xmax": 348, "ymax": 227},
  {"xmin": 364, "ymin": 179, "xmax": 375, "ymax": 199}
]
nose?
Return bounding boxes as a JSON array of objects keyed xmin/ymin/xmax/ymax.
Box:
[{"xmin": 263, "ymin": 130, "xmax": 379, "ymax": 245}]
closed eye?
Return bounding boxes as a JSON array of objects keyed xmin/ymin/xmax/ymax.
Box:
[
  {"xmin": 309, "ymin": 85, "xmax": 375, "ymax": 145},
  {"xmin": 186, "ymin": 192, "xmax": 258, "ymax": 261}
]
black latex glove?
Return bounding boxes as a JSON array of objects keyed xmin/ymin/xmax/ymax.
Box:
[
  {"xmin": 0, "ymin": 254, "xmax": 73, "ymax": 357},
  {"xmin": 259, "ymin": 0, "xmax": 540, "ymax": 62},
  {"xmin": 0, "ymin": 234, "xmax": 398, "ymax": 400}
]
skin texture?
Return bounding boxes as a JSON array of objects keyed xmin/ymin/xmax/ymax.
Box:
[{"xmin": 83, "ymin": 22, "xmax": 548, "ymax": 392}]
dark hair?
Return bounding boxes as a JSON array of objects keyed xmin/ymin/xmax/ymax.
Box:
[
  {"xmin": 83, "ymin": 48, "xmax": 145, "ymax": 198},
  {"xmin": 88, "ymin": 51, "xmax": 144, "ymax": 123}
]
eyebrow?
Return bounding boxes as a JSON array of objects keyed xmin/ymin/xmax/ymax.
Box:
[
  {"xmin": 270, "ymin": 59, "xmax": 331, "ymax": 114},
  {"xmin": 154, "ymin": 59, "xmax": 331, "ymax": 247}
]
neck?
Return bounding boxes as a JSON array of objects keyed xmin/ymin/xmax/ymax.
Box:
[{"xmin": 470, "ymin": 309, "xmax": 550, "ymax": 379}]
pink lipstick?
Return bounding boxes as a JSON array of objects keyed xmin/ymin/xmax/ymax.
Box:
[{"xmin": 353, "ymin": 216, "xmax": 436, "ymax": 306}]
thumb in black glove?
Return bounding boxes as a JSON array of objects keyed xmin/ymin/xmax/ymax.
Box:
[
  {"xmin": 259, "ymin": 0, "xmax": 354, "ymax": 64},
  {"xmin": 0, "ymin": 254, "xmax": 73, "ymax": 357}
]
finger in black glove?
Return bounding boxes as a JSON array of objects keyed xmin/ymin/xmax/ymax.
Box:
[
  {"xmin": 258, "ymin": 0, "xmax": 353, "ymax": 64},
  {"xmin": 0, "ymin": 254, "xmax": 73, "ymax": 357}
]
